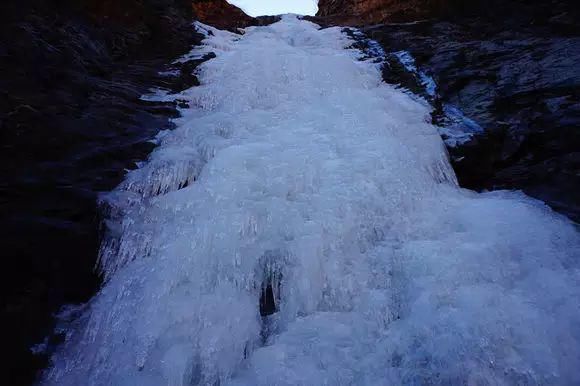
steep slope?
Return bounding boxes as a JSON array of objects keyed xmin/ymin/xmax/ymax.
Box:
[{"xmin": 41, "ymin": 16, "xmax": 580, "ymax": 386}]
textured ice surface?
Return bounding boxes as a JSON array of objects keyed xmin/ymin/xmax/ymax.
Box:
[
  {"xmin": 393, "ymin": 50, "xmax": 438, "ymax": 97},
  {"xmin": 437, "ymin": 104, "xmax": 485, "ymax": 147},
  {"xmin": 42, "ymin": 15, "xmax": 580, "ymax": 386},
  {"xmin": 390, "ymin": 50, "xmax": 483, "ymax": 147}
]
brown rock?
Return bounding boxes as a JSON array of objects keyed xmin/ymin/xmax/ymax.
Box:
[
  {"xmin": 316, "ymin": 0, "xmax": 431, "ymax": 25},
  {"xmin": 192, "ymin": 0, "xmax": 258, "ymax": 31},
  {"xmin": 315, "ymin": 0, "xmax": 580, "ymax": 26}
]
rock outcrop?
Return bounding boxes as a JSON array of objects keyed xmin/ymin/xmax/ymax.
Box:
[
  {"xmin": 193, "ymin": 0, "xmax": 280, "ymax": 31},
  {"xmin": 193, "ymin": 0, "xmax": 255, "ymax": 31},
  {"xmin": 194, "ymin": 0, "xmax": 255, "ymax": 30}
]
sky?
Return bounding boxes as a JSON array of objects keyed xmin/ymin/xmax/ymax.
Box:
[{"xmin": 227, "ymin": 0, "xmax": 318, "ymax": 17}]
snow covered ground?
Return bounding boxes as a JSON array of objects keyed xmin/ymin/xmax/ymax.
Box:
[{"xmin": 41, "ymin": 16, "xmax": 580, "ymax": 385}]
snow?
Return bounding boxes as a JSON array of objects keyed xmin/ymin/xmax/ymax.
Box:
[{"xmin": 41, "ymin": 15, "xmax": 580, "ymax": 386}]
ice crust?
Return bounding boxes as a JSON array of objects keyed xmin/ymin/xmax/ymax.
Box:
[{"xmin": 41, "ymin": 16, "xmax": 580, "ymax": 386}]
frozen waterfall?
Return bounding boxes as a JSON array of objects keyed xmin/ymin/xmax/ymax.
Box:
[{"xmin": 41, "ymin": 15, "xmax": 580, "ymax": 386}]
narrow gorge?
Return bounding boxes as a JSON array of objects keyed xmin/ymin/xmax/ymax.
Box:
[{"xmin": 2, "ymin": 1, "xmax": 579, "ymax": 385}]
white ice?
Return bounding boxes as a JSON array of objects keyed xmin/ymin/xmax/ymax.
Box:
[
  {"xmin": 393, "ymin": 50, "xmax": 438, "ymax": 98},
  {"xmin": 438, "ymin": 104, "xmax": 485, "ymax": 147},
  {"xmin": 41, "ymin": 16, "xmax": 580, "ymax": 386},
  {"xmin": 391, "ymin": 50, "xmax": 483, "ymax": 147}
]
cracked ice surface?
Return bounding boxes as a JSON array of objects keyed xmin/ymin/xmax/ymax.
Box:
[{"xmin": 42, "ymin": 15, "xmax": 580, "ymax": 386}]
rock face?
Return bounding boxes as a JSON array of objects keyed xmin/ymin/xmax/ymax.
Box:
[
  {"xmin": 193, "ymin": 0, "xmax": 254, "ymax": 30},
  {"xmin": 1, "ymin": 2, "xmax": 195, "ymax": 384},
  {"xmin": 316, "ymin": 0, "xmax": 580, "ymax": 26},
  {"xmin": 193, "ymin": 0, "xmax": 280, "ymax": 31},
  {"xmin": 193, "ymin": 0, "xmax": 256, "ymax": 30},
  {"xmin": 317, "ymin": 0, "xmax": 429, "ymax": 25},
  {"xmin": 1, "ymin": 1, "xmax": 268, "ymax": 384}
]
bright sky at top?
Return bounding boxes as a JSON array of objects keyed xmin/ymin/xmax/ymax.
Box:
[{"xmin": 227, "ymin": 0, "xmax": 318, "ymax": 17}]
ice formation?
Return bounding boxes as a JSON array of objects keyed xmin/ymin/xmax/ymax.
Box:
[
  {"xmin": 389, "ymin": 49, "xmax": 484, "ymax": 147},
  {"xmin": 393, "ymin": 50, "xmax": 438, "ymax": 98},
  {"xmin": 41, "ymin": 16, "xmax": 580, "ymax": 386}
]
